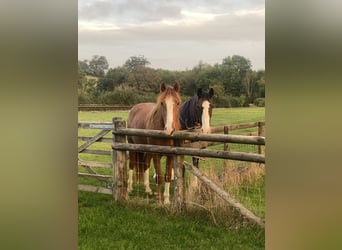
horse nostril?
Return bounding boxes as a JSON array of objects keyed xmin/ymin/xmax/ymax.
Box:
[{"xmin": 164, "ymin": 127, "xmax": 175, "ymax": 135}]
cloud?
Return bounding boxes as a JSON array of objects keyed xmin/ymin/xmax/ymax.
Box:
[
  {"xmin": 78, "ymin": 0, "xmax": 265, "ymax": 70},
  {"xmin": 79, "ymin": 0, "xmax": 182, "ymax": 24},
  {"xmin": 79, "ymin": 0, "xmax": 264, "ymax": 26},
  {"xmin": 79, "ymin": 9, "xmax": 264, "ymax": 43}
]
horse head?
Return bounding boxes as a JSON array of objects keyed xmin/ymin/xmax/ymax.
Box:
[{"xmin": 158, "ymin": 82, "xmax": 181, "ymax": 135}]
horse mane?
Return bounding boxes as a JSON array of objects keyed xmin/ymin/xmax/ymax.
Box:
[{"xmin": 179, "ymin": 96, "xmax": 201, "ymax": 130}]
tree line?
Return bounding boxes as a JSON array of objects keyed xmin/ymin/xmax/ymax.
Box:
[{"xmin": 78, "ymin": 55, "xmax": 265, "ymax": 107}]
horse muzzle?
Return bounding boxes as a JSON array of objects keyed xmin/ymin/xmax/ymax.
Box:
[
  {"xmin": 164, "ymin": 127, "xmax": 175, "ymax": 135},
  {"xmin": 201, "ymin": 127, "xmax": 211, "ymax": 134}
]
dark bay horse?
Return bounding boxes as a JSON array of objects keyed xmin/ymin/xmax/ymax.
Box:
[
  {"xmin": 179, "ymin": 88, "xmax": 214, "ymax": 167},
  {"xmin": 127, "ymin": 82, "xmax": 181, "ymax": 204}
]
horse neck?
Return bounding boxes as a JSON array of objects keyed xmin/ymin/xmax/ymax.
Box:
[
  {"xmin": 146, "ymin": 104, "xmax": 165, "ymax": 130},
  {"xmin": 173, "ymin": 108, "xmax": 181, "ymax": 131}
]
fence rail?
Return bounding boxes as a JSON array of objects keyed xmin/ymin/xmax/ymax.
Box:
[
  {"xmin": 113, "ymin": 128, "xmax": 265, "ymax": 145},
  {"xmin": 78, "ymin": 105, "xmax": 132, "ymax": 111},
  {"xmin": 112, "ymin": 142, "xmax": 265, "ymax": 163}
]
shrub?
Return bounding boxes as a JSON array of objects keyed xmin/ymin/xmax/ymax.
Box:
[
  {"xmin": 254, "ymin": 98, "xmax": 265, "ymax": 107},
  {"xmin": 78, "ymin": 93, "xmax": 92, "ymax": 104},
  {"xmin": 239, "ymin": 95, "xmax": 248, "ymax": 107},
  {"xmin": 229, "ymin": 96, "xmax": 240, "ymax": 107},
  {"xmin": 213, "ymin": 96, "xmax": 231, "ymax": 108}
]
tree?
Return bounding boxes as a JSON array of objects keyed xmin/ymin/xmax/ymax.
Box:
[
  {"xmin": 125, "ymin": 65, "xmax": 161, "ymax": 92},
  {"xmin": 78, "ymin": 60, "xmax": 92, "ymax": 75},
  {"xmin": 243, "ymin": 70, "xmax": 258, "ymax": 103},
  {"xmin": 124, "ymin": 55, "xmax": 150, "ymax": 71},
  {"xmin": 98, "ymin": 66, "xmax": 128, "ymax": 92},
  {"xmin": 77, "ymin": 62, "xmax": 87, "ymax": 93},
  {"xmin": 121, "ymin": 55, "xmax": 160, "ymax": 92},
  {"xmin": 88, "ymin": 55, "xmax": 109, "ymax": 77},
  {"xmin": 256, "ymin": 70, "xmax": 265, "ymax": 98},
  {"xmin": 220, "ymin": 55, "xmax": 252, "ymax": 96}
]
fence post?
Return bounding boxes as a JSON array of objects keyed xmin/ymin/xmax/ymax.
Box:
[
  {"xmin": 174, "ymin": 139, "xmax": 185, "ymax": 211},
  {"xmin": 258, "ymin": 122, "xmax": 263, "ymax": 155},
  {"xmin": 223, "ymin": 126, "xmax": 230, "ymax": 171},
  {"xmin": 112, "ymin": 117, "xmax": 128, "ymax": 201}
]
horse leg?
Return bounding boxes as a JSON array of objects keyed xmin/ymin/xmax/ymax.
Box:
[
  {"xmin": 171, "ymin": 167, "xmax": 174, "ymax": 180},
  {"xmin": 152, "ymin": 154, "xmax": 163, "ymax": 204},
  {"xmin": 128, "ymin": 151, "xmax": 136, "ymax": 193},
  {"xmin": 143, "ymin": 153, "xmax": 153, "ymax": 195},
  {"xmin": 163, "ymin": 156, "xmax": 174, "ymax": 205}
]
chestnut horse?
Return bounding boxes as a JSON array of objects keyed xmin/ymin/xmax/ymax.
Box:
[
  {"xmin": 179, "ymin": 88, "xmax": 214, "ymax": 167},
  {"xmin": 127, "ymin": 82, "xmax": 181, "ymax": 204}
]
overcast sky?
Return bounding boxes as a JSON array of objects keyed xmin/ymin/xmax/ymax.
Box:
[{"xmin": 78, "ymin": 0, "xmax": 265, "ymax": 71}]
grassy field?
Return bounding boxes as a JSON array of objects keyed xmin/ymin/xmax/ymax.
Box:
[
  {"xmin": 78, "ymin": 107, "xmax": 264, "ymax": 126},
  {"xmin": 78, "ymin": 107, "xmax": 265, "ymax": 249}
]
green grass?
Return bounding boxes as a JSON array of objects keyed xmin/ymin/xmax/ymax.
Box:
[
  {"xmin": 78, "ymin": 107, "xmax": 265, "ymax": 249},
  {"xmin": 79, "ymin": 192, "xmax": 265, "ymax": 250}
]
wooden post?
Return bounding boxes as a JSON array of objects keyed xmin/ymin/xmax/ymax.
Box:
[
  {"xmin": 223, "ymin": 126, "xmax": 230, "ymax": 171},
  {"xmin": 258, "ymin": 122, "xmax": 263, "ymax": 155},
  {"xmin": 174, "ymin": 139, "xmax": 185, "ymax": 211},
  {"xmin": 112, "ymin": 117, "xmax": 128, "ymax": 201}
]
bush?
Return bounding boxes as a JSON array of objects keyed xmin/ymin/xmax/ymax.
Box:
[
  {"xmin": 238, "ymin": 95, "xmax": 248, "ymax": 107},
  {"xmin": 254, "ymin": 98, "xmax": 265, "ymax": 107},
  {"xmin": 213, "ymin": 95, "xmax": 230, "ymax": 108},
  {"xmin": 229, "ymin": 96, "xmax": 240, "ymax": 107},
  {"xmin": 78, "ymin": 93, "xmax": 92, "ymax": 104},
  {"xmin": 212, "ymin": 95, "xmax": 249, "ymax": 108},
  {"xmin": 92, "ymin": 86, "xmax": 159, "ymax": 105}
]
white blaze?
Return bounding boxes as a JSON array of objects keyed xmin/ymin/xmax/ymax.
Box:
[
  {"xmin": 201, "ymin": 100, "xmax": 211, "ymax": 133},
  {"xmin": 165, "ymin": 97, "xmax": 174, "ymax": 135}
]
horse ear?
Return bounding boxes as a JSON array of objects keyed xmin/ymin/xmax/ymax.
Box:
[
  {"xmin": 160, "ymin": 83, "xmax": 166, "ymax": 92},
  {"xmin": 174, "ymin": 82, "xmax": 180, "ymax": 92},
  {"xmin": 209, "ymin": 88, "xmax": 214, "ymax": 98},
  {"xmin": 197, "ymin": 88, "xmax": 202, "ymax": 98}
]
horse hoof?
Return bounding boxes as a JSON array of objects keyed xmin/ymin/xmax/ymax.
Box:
[
  {"xmin": 145, "ymin": 188, "xmax": 153, "ymax": 195},
  {"xmin": 164, "ymin": 200, "xmax": 170, "ymax": 205}
]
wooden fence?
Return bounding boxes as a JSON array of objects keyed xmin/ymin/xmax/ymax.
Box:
[
  {"xmin": 78, "ymin": 118, "xmax": 265, "ymax": 227},
  {"xmin": 78, "ymin": 104, "xmax": 131, "ymax": 111},
  {"xmin": 78, "ymin": 122, "xmax": 113, "ymax": 194}
]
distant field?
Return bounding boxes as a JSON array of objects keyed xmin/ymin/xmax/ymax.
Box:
[
  {"xmin": 78, "ymin": 107, "xmax": 265, "ymax": 126},
  {"xmin": 78, "ymin": 107, "xmax": 265, "ymax": 249}
]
